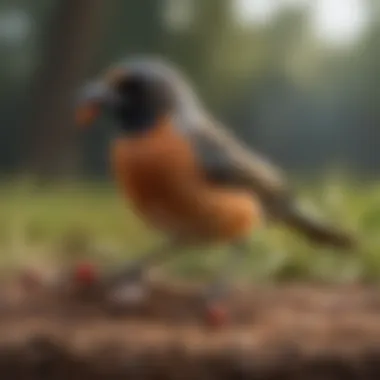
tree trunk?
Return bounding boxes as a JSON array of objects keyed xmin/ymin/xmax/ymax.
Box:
[{"xmin": 24, "ymin": 0, "xmax": 105, "ymax": 183}]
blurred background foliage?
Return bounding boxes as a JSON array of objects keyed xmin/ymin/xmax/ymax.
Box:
[
  {"xmin": 1, "ymin": 0, "xmax": 380, "ymax": 179},
  {"xmin": 0, "ymin": 0, "xmax": 380, "ymax": 281}
]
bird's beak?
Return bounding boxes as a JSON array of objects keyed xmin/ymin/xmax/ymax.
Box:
[{"xmin": 75, "ymin": 81, "xmax": 110, "ymax": 128}]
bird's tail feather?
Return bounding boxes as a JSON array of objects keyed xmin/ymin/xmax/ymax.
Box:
[{"xmin": 275, "ymin": 200, "xmax": 355, "ymax": 250}]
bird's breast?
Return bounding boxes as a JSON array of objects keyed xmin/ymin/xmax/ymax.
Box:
[{"xmin": 110, "ymin": 119, "xmax": 261, "ymax": 241}]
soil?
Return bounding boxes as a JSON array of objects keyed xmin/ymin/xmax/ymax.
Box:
[{"xmin": 0, "ymin": 273, "xmax": 380, "ymax": 379}]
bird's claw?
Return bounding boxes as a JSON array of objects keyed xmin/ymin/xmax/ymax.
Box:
[
  {"xmin": 107, "ymin": 261, "xmax": 145, "ymax": 286},
  {"xmin": 201, "ymin": 282, "xmax": 231, "ymax": 327},
  {"xmin": 105, "ymin": 262, "xmax": 148, "ymax": 308}
]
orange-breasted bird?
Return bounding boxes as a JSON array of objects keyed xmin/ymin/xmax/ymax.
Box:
[{"xmin": 76, "ymin": 57, "xmax": 355, "ymax": 316}]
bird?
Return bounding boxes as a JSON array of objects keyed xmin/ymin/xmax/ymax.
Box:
[{"xmin": 75, "ymin": 56, "xmax": 355, "ymax": 319}]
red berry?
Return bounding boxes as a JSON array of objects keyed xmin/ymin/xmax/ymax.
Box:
[
  {"xmin": 205, "ymin": 303, "xmax": 229, "ymax": 328},
  {"xmin": 73, "ymin": 262, "xmax": 98, "ymax": 286}
]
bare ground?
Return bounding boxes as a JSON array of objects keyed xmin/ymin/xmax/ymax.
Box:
[{"xmin": 0, "ymin": 274, "xmax": 380, "ymax": 379}]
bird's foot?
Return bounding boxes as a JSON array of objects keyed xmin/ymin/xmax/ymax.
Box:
[
  {"xmin": 202, "ymin": 283, "xmax": 231, "ymax": 328},
  {"xmin": 107, "ymin": 261, "xmax": 145, "ymax": 285},
  {"xmin": 105, "ymin": 262, "xmax": 149, "ymax": 309}
]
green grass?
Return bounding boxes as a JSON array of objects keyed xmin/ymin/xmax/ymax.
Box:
[{"xmin": 0, "ymin": 177, "xmax": 379, "ymax": 283}]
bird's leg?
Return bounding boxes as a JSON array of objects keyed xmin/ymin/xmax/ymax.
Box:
[
  {"xmin": 202, "ymin": 240, "xmax": 248, "ymax": 315},
  {"xmin": 103, "ymin": 237, "xmax": 188, "ymax": 307},
  {"xmin": 104, "ymin": 236, "xmax": 183, "ymax": 288}
]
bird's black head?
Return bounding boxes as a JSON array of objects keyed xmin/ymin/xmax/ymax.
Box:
[
  {"xmin": 111, "ymin": 72, "xmax": 174, "ymax": 133},
  {"xmin": 76, "ymin": 59, "xmax": 177, "ymax": 135}
]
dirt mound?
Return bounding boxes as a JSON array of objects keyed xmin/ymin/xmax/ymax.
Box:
[{"xmin": 1, "ymin": 279, "xmax": 380, "ymax": 379}]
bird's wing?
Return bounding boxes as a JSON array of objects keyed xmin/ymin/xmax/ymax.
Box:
[
  {"xmin": 187, "ymin": 116, "xmax": 292, "ymax": 211},
  {"xmin": 185, "ymin": 117, "xmax": 355, "ymax": 249}
]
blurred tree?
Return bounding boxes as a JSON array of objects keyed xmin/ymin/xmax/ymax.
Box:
[
  {"xmin": 96, "ymin": 0, "xmax": 168, "ymax": 70},
  {"xmin": 82, "ymin": 0, "xmax": 169, "ymax": 178},
  {"xmin": 23, "ymin": 0, "xmax": 106, "ymax": 182},
  {"xmin": 162, "ymin": 0, "xmax": 234, "ymax": 107},
  {"xmin": 0, "ymin": 0, "xmax": 379, "ymax": 179},
  {"xmin": 350, "ymin": 14, "xmax": 380, "ymax": 172}
]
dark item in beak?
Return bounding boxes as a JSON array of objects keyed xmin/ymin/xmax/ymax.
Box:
[
  {"xmin": 75, "ymin": 81, "xmax": 110, "ymax": 128},
  {"xmin": 76, "ymin": 103, "xmax": 101, "ymax": 128}
]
